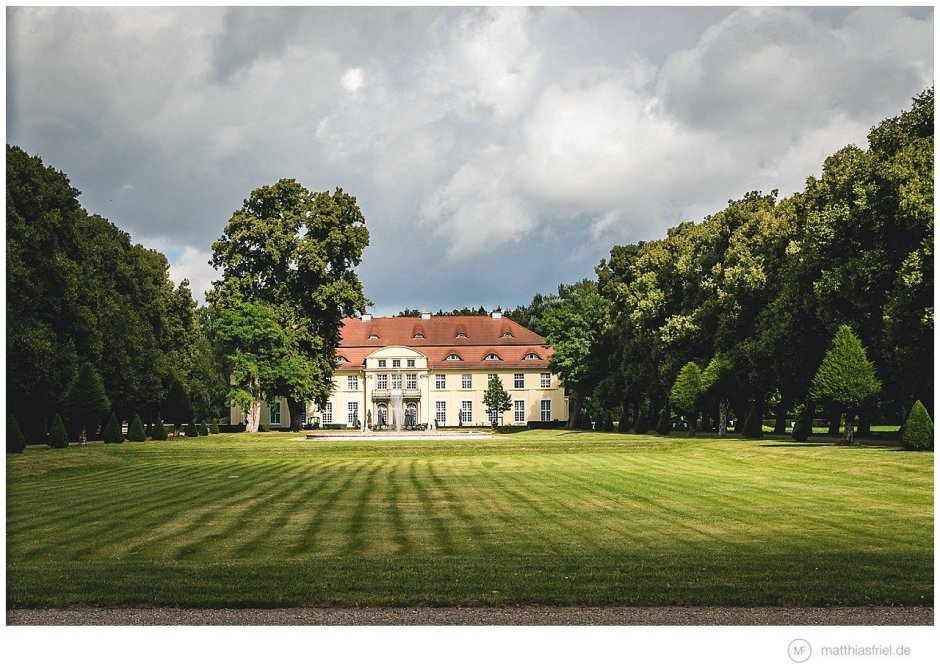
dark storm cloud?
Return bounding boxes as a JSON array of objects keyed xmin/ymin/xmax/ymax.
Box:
[{"xmin": 6, "ymin": 6, "xmax": 933, "ymax": 311}]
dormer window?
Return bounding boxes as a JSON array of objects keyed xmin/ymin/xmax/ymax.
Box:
[
  {"xmin": 484, "ymin": 354, "xmax": 502, "ymax": 361},
  {"xmin": 413, "ymin": 333, "xmax": 425, "ymax": 339},
  {"xmin": 455, "ymin": 332, "xmax": 468, "ymax": 339},
  {"xmin": 523, "ymin": 353, "xmax": 541, "ymax": 360},
  {"xmin": 368, "ymin": 334, "xmax": 379, "ymax": 340},
  {"xmin": 501, "ymin": 332, "xmax": 514, "ymax": 338},
  {"xmin": 445, "ymin": 354, "xmax": 462, "ymax": 361},
  {"xmin": 336, "ymin": 356, "xmax": 348, "ymax": 363}
]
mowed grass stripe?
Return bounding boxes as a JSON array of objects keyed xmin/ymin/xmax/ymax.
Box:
[
  {"xmin": 289, "ymin": 460, "xmax": 371, "ymax": 556},
  {"xmin": 408, "ymin": 459, "xmax": 455, "ymax": 554}
]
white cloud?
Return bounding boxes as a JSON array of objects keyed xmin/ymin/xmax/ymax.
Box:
[
  {"xmin": 341, "ymin": 67, "xmax": 363, "ymax": 91},
  {"xmin": 167, "ymin": 246, "xmax": 219, "ymax": 304}
]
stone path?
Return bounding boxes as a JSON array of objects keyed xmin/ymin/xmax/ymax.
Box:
[{"xmin": 7, "ymin": 606, "xmax": 932, "ymax": 626}]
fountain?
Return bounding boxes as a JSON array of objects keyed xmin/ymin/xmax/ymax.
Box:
[{"xmin": 389, "ymin": 388, "xmax": 404, "ymax": 433}]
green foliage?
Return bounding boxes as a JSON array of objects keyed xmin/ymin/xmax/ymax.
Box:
[
  {"xmin": 741, "ymin": 401, "xmax": 763, "ymax": 439},
  {"xmin": 47, "ymin": 414, "xmax": 69, "ymax": 449},
  {"xmin": 483, "ymin": 376, "xmax": 512, "ymax": 426},
  {"xmin": 258, "ymin": 423, "xmax": 269, "ymax": 433},
  {"xmin": 127, "ymin": 414, "xmax": 146, "ymax": 442},
  {"xmin": 151, "ymin": 420, "xmax": 169, "ymax": 441},
  {"xmin": 102, "ymin": 413, "xmax": 124, "ymax": 444},
  {"xmin": 184, "ymin": 422, "xmax": 199, "ymax": 438},
  {"xmin": 162, "ymin": 379, "xmax": 193, "ymax": 432},
  {"xmin": 900, "ymin": 400, "xmax": 933, "ymax": 451},
  {"xmin": 810, "ymin": 325, "xmax": 882, "ymax": 412},
  {"xmin": 670, "ymin": 362, "xmax": 703, "ymax": 418},
  {"xmin": 210, "ymin": 420, "xmax": 220, "ymax": 435},
  {"xmin": 8, "ymin": 415, "xmax": 26, "ymax": 453},
  {"xmin": 64, "ymin": 362, "xmax": 110, "ymax": 440},
  {"xmin": 655, "ymin": 405, "xmax": 671, "ymax": 436},
  {"xmin": 198, "ymin": 423, "xmax": 209, "ymax": 436},
  {"xmin": 792, "ymin": 406, "xmax": 813, "ymax": 443},
  {"xmin": 603, "ymin": 412, "xmax": 615, "ymax": 432}
]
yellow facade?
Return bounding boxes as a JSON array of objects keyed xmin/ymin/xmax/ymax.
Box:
[{"xmin": 232, "ymin": 343, "xmax": 568, "ymax": 428}]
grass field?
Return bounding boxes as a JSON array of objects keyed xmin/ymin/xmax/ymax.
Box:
[{"xmin": 6, "ymin": 430, "xmax": 933, "ymax": 608}]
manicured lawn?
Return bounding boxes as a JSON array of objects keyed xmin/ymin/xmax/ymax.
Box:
[{"xmin": 6, "ymin": 430, "xmax": 933, "ymax": 607}]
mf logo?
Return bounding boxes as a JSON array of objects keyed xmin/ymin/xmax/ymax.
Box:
[{"xmin": 788, "ymin": 639, "xmax": 812, "ymax": 663}]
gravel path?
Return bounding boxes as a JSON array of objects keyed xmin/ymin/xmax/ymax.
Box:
[{"xmin": 7, "ymin": 606, "xmax": 933, "ymax": 626}]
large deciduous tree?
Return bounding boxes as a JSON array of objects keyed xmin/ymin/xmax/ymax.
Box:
[
  {"xmin": 209, "ymin": 180, "xmax": 369, "ymax": 431},
  {"xmin": 540, "ymin": 280, "xmax": 611, "ymax": 429},
  {"xmin": 670, "ymin": 362, "xmax": 703, "ymax": 437},
  {"xmin": 809, "ymin": 325, "xmax": 881, "ymax": 444}
]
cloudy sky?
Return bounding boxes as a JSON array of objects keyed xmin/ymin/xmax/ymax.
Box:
[{"xmin": 6, "ymin": 5, "xmax": 933, "ymax": 315}]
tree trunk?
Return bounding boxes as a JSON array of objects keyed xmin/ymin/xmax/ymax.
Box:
[
  {"xmin": 718, "ymin": 398, "xmax": 728, "ymax": 437},
  {"xmin": 79, "ymin": 424, "xmax": 87, "ymax": 446},
  {"xmin": 287, "ymin": 396, "xmax": 305, "ymax": 431},
  {"xmin": 856, "ymin": 408, "xmax": 872, "ymax": 437},
  {"xmin": 843, "ymin": 411, "xmax": 855, "ymax": 444},
  {"xmin": 827, "ymin": 409, "xmax": 841, "ymax": 436},
  {"xmin": 566, "ymin": 391, "xmax": 583, "ymax": 429},
  {"xmin": 773, "ymin": 394, "xmax": 790, "ymax": 435},
  {"xmin": 245, "ymin": 399, "xmax": 262, "ymax": 433}
]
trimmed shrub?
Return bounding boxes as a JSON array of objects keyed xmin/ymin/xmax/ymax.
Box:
[
  {"xmin": 127, "ymin": 414, "xmax": 147, "ymax": 442},
  {"xmin": 163, "ymin": 379, "xmax": 193, "ymax": 436},
  {"xmin": 209, "ymin": 420, "xmax": 220, "ymax": 435},
  {"xmin": 102, "ymin": 413, "xmax": 124, "ymax": 444},
  {"xmin": 8, "ymin": 415, "xmax": 26, "ymax": 453},
  {"xmin": 741, "ymin": 401, "xmax": 763, "ymax": 439},
  {"xmin": 900, "ymin": 400, "xmax": 933, "ymax": 451},
  {"xmin": 198, "ymin": 422, "xmax": 208, "ymax": 436},
  {"xmin": 258, "ymin": 422, "xmax": 269, "ymax": 432},
  {"xmin": 603, "ymin": 413, "xmax": 615, "ymax": 432},
  {"xmin": 184, "ymin": 421, "xmax": 199, "ymax": 437},
  {"xmin": 64, "ymin": 362, "xmax": 110, "ymax": 444},
  {"xmin": 792, "ymin": 407, "xmax": 813, "ymax": 443},
  {"xmin": 48, "ymin": 414, "xmax": 69, "ymax": 449},
  {"xmin": 655, "ymin": 405, "xmax": 671, "ymax": 436},
  {"xmin": 151, "ymin": 420, "xmax": 169, "ymax": 441},
  {"xmin": 635, "ymin": 403, "xmax": 650, "ymax": 434}
]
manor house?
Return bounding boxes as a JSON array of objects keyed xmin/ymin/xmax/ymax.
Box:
[{"xmin": 233, "ymin": 312, "xmax": 568, "ymax": 429}]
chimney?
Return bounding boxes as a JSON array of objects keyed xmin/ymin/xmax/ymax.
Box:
[
  {"xmin": 361, "ymin": 314, "xmax": 372, "ymax": 322},
  {"xmin": 421, "ymin": 312, "xmax": 431, "ymax": 320},
  {"xmin": 491, "ymin": 311, "xmax": 502, "ymax": 319}
]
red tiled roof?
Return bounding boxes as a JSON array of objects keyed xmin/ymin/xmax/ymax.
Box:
[{"xmin": 334, "ymin": 316, "xmax": 553, "ymax": 370}]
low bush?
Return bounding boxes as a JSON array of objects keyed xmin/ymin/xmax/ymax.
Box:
[
  {"xmin": 127, "ymin": 414, "xmax": 147, "ymax": 442},
  {"xmin": 102, "ymin": 413, "xmax": 124, "ymax": 444},
  {"xmin": 48, "ymin": 414, "xmax": 69, "ymax": 449},
  {"xmin": 741, "ymin": 401, "xmax": 763, "ymax": 439},
  {"xmin": 198, "ymin": 423, "xmax": 208, "ymax": 436},
  {"xmin": 792, "ymin": 407, "xmax": 813, "ymax": 442},
  {"xmin": 184, "ymin": 422, "xmax": 199, "ymax": 437},
  {"xmin": 7, "ymin": 415, "xmax": 26, "ymax": 453},
  {"xmin": 209, "ymin": 420, "xmax": 220, "ymax": 434},
  {"xmin": 655, "ymin": 405, "xmax": 671, "ymax": 436},
  {"xmin": 151, "ymin": 421, "xmax": 169, "ymax": 441},
  {"xmin": 900, "ymin": 400, "xmax": 933, "ymax": 451}
]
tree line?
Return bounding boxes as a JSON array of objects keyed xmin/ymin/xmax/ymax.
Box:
[
  {"xmin": 519, "ymin": 89, "xmax": 933, "ymax": 445},
  {"xmin": 6, "ymin": 145, "xmax": 228, "ymax": 444}
]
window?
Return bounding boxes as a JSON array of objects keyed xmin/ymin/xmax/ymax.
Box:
[
  {"xmin": 406, "ymin": 373, "xmax": 417, "ymax": 390},
  {"xmin": 488, "ymin": 407, "xmax": 499, "ymax": 425},
  {"xmin": 456, "ymin": 332, "xmax": 468, "ymax": 339},
  {"xmin": 392, "ymin": 359, "xmax": 401, "ymax": 368},
  {"xmin": 405, "ymin": 403, "xmax": 417, "ymax": 428},
  {"xmin": 514, "ymin": 373, "xmax": 524, "ymax": 389},
  {"xmin": 392, "ymin": 373, "xmax": 402, "ymax": 389},
  {"xmin": 501, "ymin": 332, "xmax": 514, "ymax": 338},
  {"xmin": 487, "ymin": 374, "xmax": 497, "ymax": 384},
  {"xmin": 413, "ymin": 333, "xmax": 425, "ymax": 339},
  {"xmin": 540, "ymin": 399, "xmax": 551, "ymax": 422},
  {"xmin": 347, "ymin": 375, "xmax": 358, "ymax": 390},
  {"xmin": 436, "ymin": 401, "xmax": 447, "ymax": 425},
  {"xmin": 368, "ymin": 334, "xmax": 379, "ymax": 340},
  {"xmin": 407, "ymin": 359, "xmax": 416, "ymax": 368},
  {"xmin": 322, "ymin": 402, "xmax": 333, "ymax": 424},
  {"xmin": 336, "ymin": 356, "xmax": 348, "ymax": 363},
  {"xmin": 435, "ymin": 374, "xmax": 446, "ymax": 389},
  {"xmin": 462, "ymin": 374, "xmax": 472, "ymax": 389},
  {"xmin": 461, "ymin": 400, "xmax": 473, "ymax": 424},
  {"xmin": 377, "ymin": 403, "xmax": 388, "ymax": 426},
  {"xmin": 348, "ymin": 401, "xmax": 359, "ymax": 426},
  {"xmin": 269, "ymin": 400, "xmax": 281, "ymax": 426},
  {"xmin": 378, "ymin": 359, "xmax": 387, "ymax": 368},
  {"xmin": 514, "ymin": 399, "xmax": 525, "ymax": 423},
  {"xmin": 377, "ymin": 374, "xmax": 388, "ymax": 390},
  {"xmin": 445, "ymin": 353, "xmax": 461, "ymax": 361},
  {"xmin": 523, "ymin": 353, "xmax": 541, "ymax": 360},
  {"xmin": 484, "ymin": 353, "xmax": 501, "ymax": 361},
  {"xmin": 540, "ymin": 373, "xmax": 551, "ymax": 388}
]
